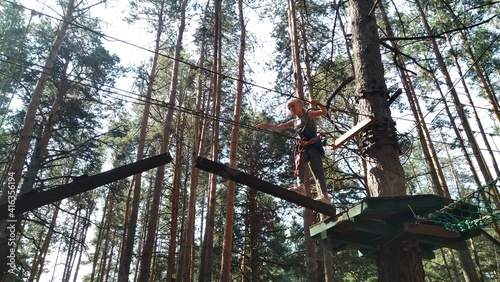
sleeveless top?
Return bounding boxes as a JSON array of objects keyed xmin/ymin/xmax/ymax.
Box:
[
  {"xmin": 293, "ymin": 109, "xmax": 317, "ymax": 139},
  {"xmin": 293, "ymin": 109, "xmax": 324, "ymax": 156}
]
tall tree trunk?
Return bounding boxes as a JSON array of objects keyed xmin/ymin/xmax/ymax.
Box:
[
  {"xmin": 440, "ymin": 17, "xmax": 500, "ymax": 181},
  {"xmin": 350, "ymin": 0, "xmax": 405, "ymax": 196},
  {"xmin": 173, "ymin": 2, "xmax": 208, "ymax": 280},
  {"xmin": 0, "ymin": 1, "xmax": 76, "ymax": 277},
  {"xmin": 348, "ymin": 1, "xmax": 423, "ymax": 281},
  {"xmin": 187, "ymin": 3, "xmax": 209, "ymax": 280},
  {"xmin": 19, "ymin": 66, "xmax": 71, "ymax": 197},
  {"xmin": 428, "ymin": 69, "xmax": 483, "ymax": 188},
  {"xmin": 62, "ymin": 203, "xmax": 81, "ymax": 282},
  {"xmin": 71, "ymin": 203, "xmax": 92, "ymax": 282},
  {"xmin": 287, "ymin": 1, "xmax": 319, "ymax": 280},
  {"xmin": 90, "ymin": 188, "xmax": 113, "ymax": 282},
  {"xmin": 247, "ymin": 169, "xmax": 259, "ymax": 282},
  {"xmin": 138, "ymin": 0, "xmax": 188, "ymax": 280},
  {"xmin": 164, "ymin": 110, "xmax": 186, "ymax": 282},
  {"xmin": 288, "ymin": 0, "xmax": 304, "ymax": 97},
  {"xmin": 378, "ymin": 2, "xmax": 449, "ymax": 197},
  {"xmin": 439, "ymin": 1, "xmax": 500, "ymax": 125},
  {"xmin": 117, "ymin": 1, "xmax": 165, "ymax": 280},
  {"xmin": 417, "ymin": 0, "xmax": 500, "ymax": 240},
  {"xmin": 414, "ymin": 0, "xmax": 492, "ymax": 186},
  {"xmin": 196, "ymin": 0, "xmax": 223, "ymax": 281},
  {"xmin": 29, "ymin": 201, "xmax": 61, "ymax": 282},
  {"xmin": 220, "ymin": 0, "xmax": 245, "ymax": 279},
  {"xmin": 443, "ymin": 28, "xmax": 500, "ymax": 235},
  {"xmin": 2, "ymin": 0, "xmax": 75, "ymax": 197}
]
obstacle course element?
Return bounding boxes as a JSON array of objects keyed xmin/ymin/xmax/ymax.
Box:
[
  {"xmin": 195, "ymin": 157, "xmax": 495, "ymax": 255},
  {"xmin": 194, "ymin": 157, "xmax": 336, "ymax": 216},
  {"xmin": 330, "ymin": 117, "xmax": 377, "ymax": 149},
  {"xmin": 310, "ymin": 195, "xmax": 481, "ymax": 257},
  {"xmin": 417, "ymin": 179, "xmax": 500, "ymax": 232},
  {"xmin": 0, "ymin": 153, "xmax": 172, "ymax": 220}
]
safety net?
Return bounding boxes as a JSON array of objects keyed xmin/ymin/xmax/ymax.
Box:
[{"xmin": 418, "ymin": 179, "xmax": 500, "ymax": 232}]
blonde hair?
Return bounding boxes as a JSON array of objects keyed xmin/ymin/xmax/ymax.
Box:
[{"xmin": 286, "ymin": 97, "xmax": 303, "ymax": 109}]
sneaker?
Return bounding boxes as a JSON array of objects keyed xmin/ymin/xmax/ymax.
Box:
[
  {"xmin": 315, "ymin": 195, "xmax": 331, "ymax": 204},
  {"xmin": 290, "ymin": 183, "xmax": 306, "ymax": 195}
]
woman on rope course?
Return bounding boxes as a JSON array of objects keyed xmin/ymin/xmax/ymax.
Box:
[{"xmin": 255, "ymin": 98, "xmax": 333, "ymax": 206}]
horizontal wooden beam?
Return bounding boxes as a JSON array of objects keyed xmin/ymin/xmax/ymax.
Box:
[
  {"xmin": 331, "ymin": 117, "xmax": 377, "ymax": 149},
  {"xmin": 0, "ymin": 153, "xmax": 172, "ymax": 220},
  {"xmin": 195, "ymin": 157, "xmax": 336, "ymax": 216},
  {"xmin": 404, "ymin": 222, "xmax": 461, "ymax": 239}
]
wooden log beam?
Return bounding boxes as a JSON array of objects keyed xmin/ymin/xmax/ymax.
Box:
[
  {"xmin": 404, "ymin": 222, "xmax": 461, "ymax": 239},
  {"xmin": 0, "ymin": 153, "xmax": 172, "ymax": 220},
  {"xmin": 195, "ymin": 157, "xmax": 336, "ymax": 216},
  {"xmin": 331, "ymin": 116, "xmax": 377, "ymax": 149}
]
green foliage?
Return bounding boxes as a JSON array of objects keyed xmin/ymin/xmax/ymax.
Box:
[
  {"xmin": 0, "ymin": 1, "xmax": 29, "ymax": 96},
  {"xmin": 2, "ymin": 0, "xmax": 498, "ymax": 280}
]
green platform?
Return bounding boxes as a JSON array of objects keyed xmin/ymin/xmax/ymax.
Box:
[{"xmin": 310, "ymin": 195, "xmax": 481, "ymax": 257}]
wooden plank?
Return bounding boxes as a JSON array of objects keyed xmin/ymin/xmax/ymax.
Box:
[
  {"xmin": 339, "ymin": 220, "xmax": 401, "ymax": 236},
  {"xmin": 404, "ymin": 222, "xmax": 461, "ymax": 238},
  {"xmin": 0, "ymin": 153, "xmax": 173, "ymax": 220},
  {"xmin": 331, "ymin": 117, "xmax": 377, "ymax": 149},
  {"xmin": 195, "ymin": 157, "xmax": 336, "ymax": 216},
  {"xmin": 309, "ymin": 195, "xmax": 480, "ymax": 253}
]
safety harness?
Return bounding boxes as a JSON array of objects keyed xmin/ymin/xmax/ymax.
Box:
[{"xmin": 293, "ymin": 133, "xmax": 325, "ymax": 178}]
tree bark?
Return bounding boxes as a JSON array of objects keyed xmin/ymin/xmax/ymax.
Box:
[
  {"xmin": 0, "ymin": 1, "xmax": 76, "ymax": 278},
  {"xmin": 190, "ymin": 2, "xmax": 209, "ymax": 280},
  {"xmin": 414, "ymin": 0, "xmax": 492, "ymax": 186},
  {"xmin": 191, "ymin": 0, "xmax": 223, "ymax": 280},
  {"xmin": 164, "ymin": 100, "xmax": 186, "ymax": 282},
  {"xmin": 287, "ymin": 0, "xmax": 304, "ymax": 98},
  {"xmin": 349, "ymin": 0, "xmax": 405, "ymax": 197},
  {"xmin": 220, "ymin": 0, "xmax": 245, "ymax": 279},
  {"xmin": 348, "ymin": 0, "xmax": 423, "ymax": 281},
  {"xmin": 378, "ymin": 2, "xmax": 450, "ymax": 197},
  {"xmin": 438, "ymin": 0, "xmax": 500, "ymax": 125},
  {"xmin": 287, "ymin": 2, "xmax": 319, "ymax": 280},
  {"xmin": 138, "ymin": 0, "xmax": 188, "ymax": 280},
  {"xmin": 118, "ymin": 0, "xmax": 171, "ymax": 280}
]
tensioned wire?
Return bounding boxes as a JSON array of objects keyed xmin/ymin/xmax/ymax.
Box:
[
  {"xmin": 2, "ymin": 0, "xmax": 499, "ymax": 146},
  {"xmin": 10, "ymin": 0, "xmax": 499, "ymax": 230},
  {"xmin": 4, "ymin": 1, "xmax": 498, "ymax": 124},
  {"xmin": 2, "ymin": 52, "xmax": 500, "ymax": 155},
  {"xmin": 5, "ymin": 1, "xmax": 500, "ymax": 212}
]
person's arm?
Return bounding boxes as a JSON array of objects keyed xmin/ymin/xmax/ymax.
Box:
[
  {"xmin": 256, "ymin": 120, "xmax": 294, "ymax": 131},
  {"xmin": 308, "ymin": 99, "xmax": 327, "ymax": 119}
]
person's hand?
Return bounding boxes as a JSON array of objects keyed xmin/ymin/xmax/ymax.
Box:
[
  {"xmin": 255, "ymin": 123, "xmax": 266, "ymax": 130},
  {"xmin": 310, "ymin": 99, "xmax": 323, "ymax": 107}
]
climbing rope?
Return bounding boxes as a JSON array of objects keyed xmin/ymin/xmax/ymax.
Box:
[{"xmin": 417, "ymin": 179, "xmax": 500, "ymax": 232}]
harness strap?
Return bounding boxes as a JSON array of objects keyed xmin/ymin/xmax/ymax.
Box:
[
  {"xmin": 294, "ymin": 145, "xmax": 305, "ymax": 178},
  {"xmin": 299, "ymin": 133, "xmax": 324, "ymax": 147},
  {"xmin": 294, "ymin": 133, "xmax": 326, "ymax": 178}
]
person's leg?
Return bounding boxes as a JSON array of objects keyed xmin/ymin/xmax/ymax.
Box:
[
  {"xmin": 309, "ymin": 147, "xmax": 336, "ymax": 219},
  {"xmin": 298, "ymin": 147, "xmax": 310, "ymax": 184},
  {"xmin": 308, "ymin": 147, "xmax": 328, "ymax": 197},
  {"xmin": 290, "ymin": 148, "xmax": 307, "ymax": 195}
]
